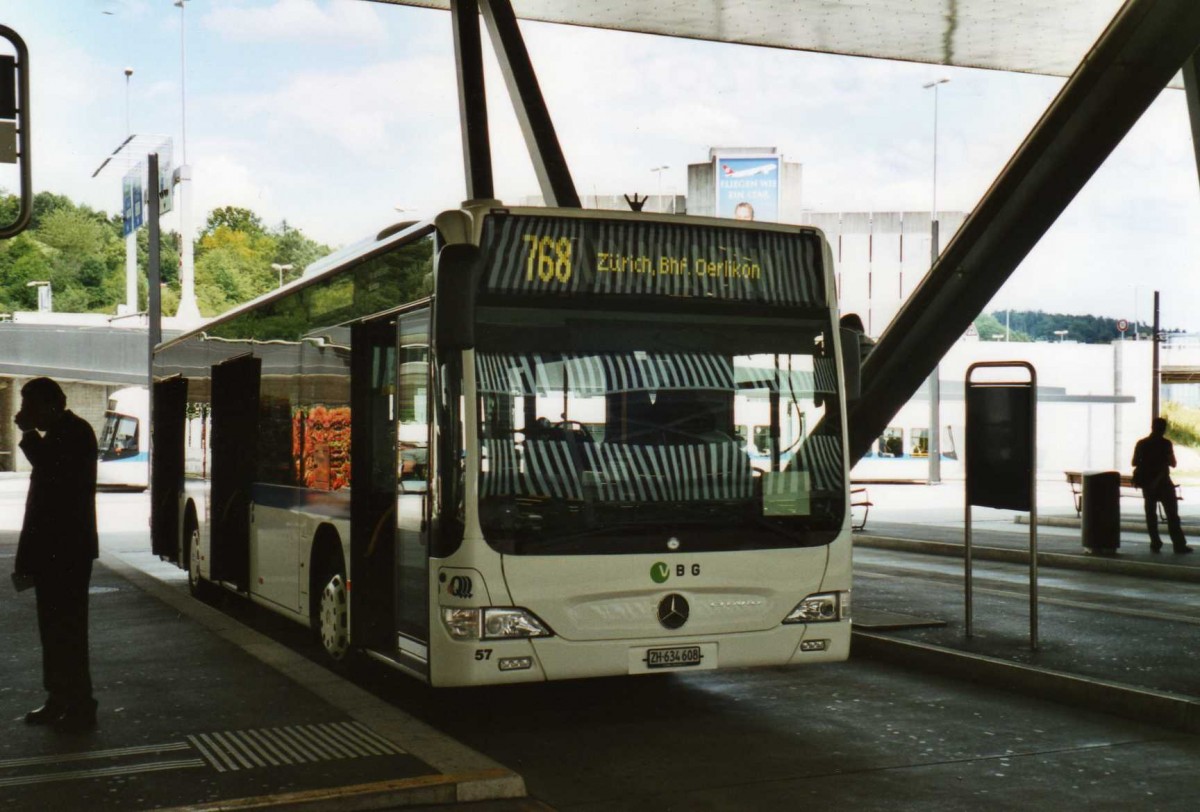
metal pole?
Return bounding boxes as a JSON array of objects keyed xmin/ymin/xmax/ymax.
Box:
[
  {"xmin": 923, "ymin": 79, "xmax": 947, "ymax": 485},
  {"xmin": 965, "ymin": 501, "xmax": 973, "ymax": 638},
  {"xmin": 176, "ymin": 1, "xmax": 187, "ymax": 164},
  {"xmin": 124, "ymin": 68, "xmax": 132, "ymax": 137},
  {"xmin": 1152, "ymin": 290, "xmax": 1161, "ymax": 419},
  {"xmin": 928, "ymin": 219, "xmax": 941, "ymax": 484},
  {"xmin": 1029, "ymin": 364, "xmax": 1039, "ymax": 651},
  {"xmin": 147, "ymin": 152, "xmax": 162, "ymax": 484}
]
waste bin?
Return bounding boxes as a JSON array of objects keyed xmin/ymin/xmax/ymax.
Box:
[{"xmin": 1081, "ymin": 470, "xmax": 1120, "ymax": 553}]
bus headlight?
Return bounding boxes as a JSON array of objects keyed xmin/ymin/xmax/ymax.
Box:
[
  {"xmin": 441, "ymin": 607, "xmax": 554, "ymax": 640},
  {"xmin": 482, "ymin": 608, "xmax": 552, "ymax": 640},
  {"xmin": 782, "ymin": 591, "xmax": 849, "ymax": 624}
]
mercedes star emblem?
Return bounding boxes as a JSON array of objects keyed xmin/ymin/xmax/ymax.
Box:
[{"xmin": 657, "ymin": 593, "xmax": 690, "ymax": 630}]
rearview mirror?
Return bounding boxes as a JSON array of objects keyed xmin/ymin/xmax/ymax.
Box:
[{"xmin": 434, "ymin": 243, "xmax": 483, "ymax": 351}]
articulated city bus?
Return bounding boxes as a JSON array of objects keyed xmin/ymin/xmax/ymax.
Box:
[
  {"xmin": 97, "ymin": 386, "xmax": 149, "ymax": 491},
  {"xmin": 150, "ymin": 203, "xmax": 857, "ymax": 686}
]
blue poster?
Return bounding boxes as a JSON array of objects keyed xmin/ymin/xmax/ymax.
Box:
[
  {"xmin": 715, "ymin": 156, "xmax": 780, "ymax": 222},
  {"xmin": 122, "ymin": 168, "xmax": 145, "ymax": 237}
]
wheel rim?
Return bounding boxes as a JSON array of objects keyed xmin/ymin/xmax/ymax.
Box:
[
  {"xmin": 188, "ymin": 527, "xmax": 201, "ymax": 591},
  {"xmin": 319, "ymin": 573, "xmax": 350, "ymax": 660}
]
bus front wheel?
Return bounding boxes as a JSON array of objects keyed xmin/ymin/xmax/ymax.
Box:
[
  {"xmin": 184, "ymin": 512, "xmax": 211, "ymax": 599},
  {"xmin": 316, "ymin": 563, "xmax": 350, "ymax": 662}
]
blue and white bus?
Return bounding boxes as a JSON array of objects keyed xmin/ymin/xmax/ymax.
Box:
[{"xmin": 97, "ymin": 386, "xmax": 148, "ymax": 491}]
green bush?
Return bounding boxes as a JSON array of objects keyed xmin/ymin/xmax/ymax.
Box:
[{"xmin": 1163, "ymin": 402, "xmax": 1200, "ymax": 450}]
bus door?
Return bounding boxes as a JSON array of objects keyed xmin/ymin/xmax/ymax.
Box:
[
  {"xmin": 395, "ymin": 311, "xmax": 431, "ymax": 649},
  {"xmin": 210, "ymin": 354, "xmax": 260, "ymax": 590},
  {"xmin": 350, "ymin": 318, "xmax": 398, "ymax": 651},
  {"xmin": 151, "ymin": 377, "xmax": 188, "ymax": 561}
]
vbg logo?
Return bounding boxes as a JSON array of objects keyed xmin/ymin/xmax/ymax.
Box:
[
  {"xmin": 448, "ymin": 575, "xmax": 473, "ymax": 599},
  {"xmin": 650, "ymin": 562, "xmax": 670, "ymax": 584}
]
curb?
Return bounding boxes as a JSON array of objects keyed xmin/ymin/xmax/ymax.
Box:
[
  {"xmin": 854, "ymin": 534, "xmax": 1200, "ymax": 583},
  {"xmin": 1015, "ymin": 514, "xmax": 1200, "ymax": 535},
  {"xmin": 100, "ymin": 550, "xmax": 527, "ymax": 809},
  {"xmin": 156, "ymin": 770, "xmax": 520, "ymax": 812},
  {"xmin": 851, "ymin": 631, "xmax": 1200, "ymax": 736}
]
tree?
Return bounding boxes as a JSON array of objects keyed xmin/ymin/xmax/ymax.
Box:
[
  {"xmin": 202, "ymin": 206, "xmax": 265, "ymax": 239},
  {"xmin": 973, "ymin": 312, "xmax": 1031, "ymax": 342},
  {"xmin": 272, "ymin": 220, "xmax": 330, "ymax": 278}
]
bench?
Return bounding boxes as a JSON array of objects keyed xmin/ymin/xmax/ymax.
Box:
[
  {"xmin": 1064, "ymin": 470, "xmax": 1181, "ymax": 519},
  {"xmin": 851, "ymin": 485, "xmax": 872, "ymax": 531}
]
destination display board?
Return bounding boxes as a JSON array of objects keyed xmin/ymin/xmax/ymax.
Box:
[{"xmin": 480, "ymin": 213, "xmax": 825, "ymax": 307}]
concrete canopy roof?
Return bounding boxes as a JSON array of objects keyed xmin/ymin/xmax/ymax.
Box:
[{"xmin": 373, "ymin": 0, "xmax": 1179, "ymax": 86}]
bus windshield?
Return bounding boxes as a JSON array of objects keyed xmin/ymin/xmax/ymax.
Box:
[
  {"xmin": 475, "ymin": 309, "xmax": 845, "ymax": 555},
  {"xmin": 99, "ymin": 412, "xmax": 139, "ymax": 461}
]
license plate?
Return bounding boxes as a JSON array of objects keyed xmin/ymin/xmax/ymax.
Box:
[{"xmin": 644, "ymin": 646, "xmax": 703, "ymax": 669}]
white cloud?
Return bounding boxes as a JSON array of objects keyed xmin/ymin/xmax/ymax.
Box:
[{"xmin": 202, "ymin": 0, "xmax": 386, "ymax": 44}]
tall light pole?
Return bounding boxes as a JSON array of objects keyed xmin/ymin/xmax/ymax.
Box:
[
  {"xmin": 173, "ymin": 0, "xmax": 200, "ymax": 323},
  {"xmin": 651, "ymin": 166, "xmax": 669, "ymax": 212},
  {"xmin": 123, "ymin": 68, "xmax": 133, "ymax": 137},
  {"xmin": 923, "ymin": 78, "xmax": 949, "ymax": 485},
  {"xmin": 122, "ymin": 67, "xmax": 137, "ymax": 316}
]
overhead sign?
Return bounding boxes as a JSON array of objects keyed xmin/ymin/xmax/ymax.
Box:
[
  {"xmin": 715, "ymin": 155, "xmax": 780, "ymax": 222},
  {"xmin": 480, "ymin": 212, "xmax": 825, "ymax": 307},
  {"xmin": 157, "ymin": 143, "xmax": 173, "ymax": 216},
  {"xmin": 122, "ymin": 164, "xmax": 145, "ymax": 237}
]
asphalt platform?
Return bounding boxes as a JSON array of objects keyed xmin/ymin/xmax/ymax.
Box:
[
  {"xmin": 850, "ymin": 480, "xmax": 1200, "ymax": 735},
  {"xmin": 0, "ymin": 479, "xmax": 526, "ymax": 810}
]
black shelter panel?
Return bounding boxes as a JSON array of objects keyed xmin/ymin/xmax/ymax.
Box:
[
  {"xmin": 350, "ymin": 318, "xmax": 399, "ymax": 651},
  {"xmin": 210, "ymin": 354, "xmax": 261, "ymax": 589},
  {"xmin": 965, "ymin": 385, "xmax": 1033, "ymax": 512},
  {"xmin": 150, "ymin": 377, "xmax": 188, "ymax": 560}
]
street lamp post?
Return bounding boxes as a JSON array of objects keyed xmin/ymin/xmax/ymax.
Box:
[
  {"xmin": 124, "ymin": 68, "xmax": 133, "ymax": 137},
  {"xmin": 173, "ymin": 0, "xmax": 200, "ymax": 323},
  {"xmin": 651, "ymin": 166, "xmax": 669, "ymax": 212},
  {"xmin": 923, "ymin": 78, "xmax": 949, "ymax": 485},
  {"xmin": 271, "ymin": 263, "xmax": 294, "ymax": 289}
]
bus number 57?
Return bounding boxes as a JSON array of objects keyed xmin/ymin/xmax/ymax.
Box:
[{"xmin": 523, "ymin": 234, "xmax": 572, "ymax": 283}]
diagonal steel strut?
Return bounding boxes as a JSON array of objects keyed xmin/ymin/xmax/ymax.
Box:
[{"xmin": 848, "ymin": 0, "xmax": 1200, "ymax": 465}]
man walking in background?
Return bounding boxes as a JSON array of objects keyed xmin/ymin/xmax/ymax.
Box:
[
  {"xmin": 12, "ymin": 377, "xmax": 99, "ymax": 731},
  {"xmin": 1132, "ymin": 417, "xmax": 1192, "ymax": 555}
]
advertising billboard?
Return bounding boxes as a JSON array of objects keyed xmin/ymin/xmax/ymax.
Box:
[
  {"xmin": 122, "ymin": 165, "xmax": 144, "ymax": 237},
  {"xmin": 715, "ymin": 155, "xmax": 780, "ymax": 222}
]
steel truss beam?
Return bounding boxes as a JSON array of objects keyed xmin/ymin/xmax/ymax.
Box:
[
  {"xmin": 848, "ymin": 0, "xmax": 1200, "ymax": 464},
  {"xmin": 1183, "ymin": 52, "xmax": 1200, "ymax": 194},
  {"xmin": 479, "ymin": 0, "xmax": 580, "ymax": 207},
  {"xmin": 451, "ymin": 0, "xmax": 493, "ymax": 200}
]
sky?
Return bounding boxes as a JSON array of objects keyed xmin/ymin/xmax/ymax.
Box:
[{"xmin": 1, "ymin": 0, "xmax": 1197, "ymax": 331}]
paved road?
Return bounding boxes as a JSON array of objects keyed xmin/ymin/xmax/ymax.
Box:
[{"xmin": 2, "ymin": 483, "xmax": 1197, "ymax": 810}]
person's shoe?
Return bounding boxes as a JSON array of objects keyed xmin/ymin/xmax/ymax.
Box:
[
  {"xmin": 1150, "ymin": 541, "xmax": 1163, "ymax": 553},
  {"xmin": 55, "ymin": 703, "xmax": 97, "ymax": 733},
  {"xmin": 1174, "ymin": 546, "xmax": 1194, "ymax": 555},
  {"xmin": 24, "ymin": 702, "xmax": 65, "ymax": 726}
]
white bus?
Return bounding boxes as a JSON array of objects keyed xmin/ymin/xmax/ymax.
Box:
[
  {"xmin": 150, "ymin": 203, "xmax": 857, "ymax": 686},
  {"xmin": 98, "ymin": 386, "xmax": 148, "ymax": 491}
]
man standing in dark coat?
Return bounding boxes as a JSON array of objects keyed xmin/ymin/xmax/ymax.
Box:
[
  {"xmin": 1132, "ymin": 417, "xmax": 1192, "ymax": 555},
  {"xmin": 13, "ymin": 377, "xmax": 99, "ymax": 730}
]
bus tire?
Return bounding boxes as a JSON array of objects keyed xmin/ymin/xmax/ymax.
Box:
[
  {"xmin": 184, "ymin": 508, "xmax": 212, "ymax": 600},
  {"xmin": 313, "ymin": 551, "xmax": 350, "ymax": 662}
]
